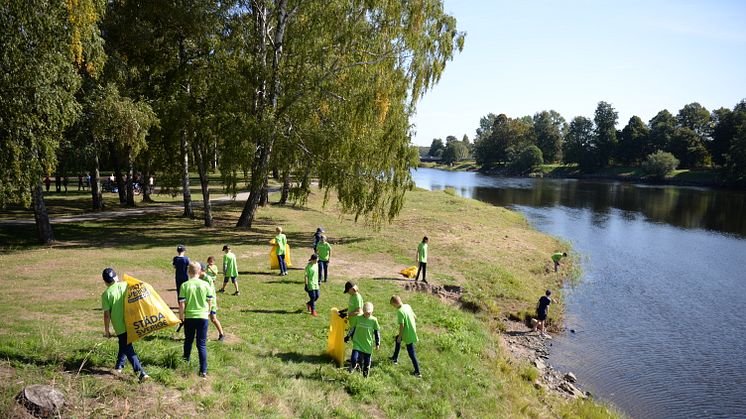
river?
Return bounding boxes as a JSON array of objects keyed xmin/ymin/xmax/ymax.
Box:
[{"xmin": 411, "ymin": 167, "xmax": 746, "ymax": 419}]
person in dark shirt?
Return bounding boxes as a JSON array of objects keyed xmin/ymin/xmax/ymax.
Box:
[
  {"xmin": 173, "ymin": 244, "xmax": 190, "ymax": 297},
  {"xmin": 312, "ymin": 227, "xmax": 324, "ymax": 252},
  {"xmin": 532, "ymin": 290, "xmax": 553, "ymax": 338}
]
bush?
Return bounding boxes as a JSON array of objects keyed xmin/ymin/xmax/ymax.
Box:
[
  {"xmin": 642, "ymin": 151, "xmax": 679, "ymax": 179},
  {"xmin": 509, "ymin": 145, "xmax": 543, "ymax": 174}
]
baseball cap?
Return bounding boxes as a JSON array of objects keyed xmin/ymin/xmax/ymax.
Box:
[
  {"xmin": 102, "ymin": 267, "xmax": 117, "ymax": 282},
  {"xmin": 343, "ymin": 281, "xmax": 355, "ymax": 294}
]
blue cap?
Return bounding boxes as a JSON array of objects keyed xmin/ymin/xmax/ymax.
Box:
[{"xmin": 102, "ymin": 267, "xmax": 117, "ymax": 282}]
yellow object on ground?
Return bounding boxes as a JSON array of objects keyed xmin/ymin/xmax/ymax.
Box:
[
  {"xmin": 400, "ymin": 265, "xmax": 418, "ymax": 279},
  {"xmin": 268, "ymin": 243, "xmax": 293, "ymax": 269},
  {"xmin": 122, "ymin": 274, "xmax": 180, "ymax": 344},
  {"xmin": 327, "ymin": 308, "xmax": 346, "ymax": 366}
]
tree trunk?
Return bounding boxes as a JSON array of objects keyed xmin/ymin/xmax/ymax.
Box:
[
  {"xmin": 194, "ymin": 141, "xmax": 213, "ymax": 227},
  {"xmin": 279, "ymin": 171, "xmax": 290, "ymax": 204},
  {"xmin": 32, "ymin": 182, "xmax": 54, "ymax": 245},
  {"xmin": 125, "ymin": 148, "xmax": 136, "ymax": 207},
  {"xmin": 260, "ymin": 175, "xmax": 269, "ymax": 207},
  {"xmin": 110, "ymin": 145, "xmax": 127, "ymax": 205},
  {"xmin": 91, "ymin": 155, "xmax": 103, "ymax": 210},
  {"xmin": 142, "ymin": 164, "xmax": 154, "ymax": 203},
  {"xmin": 236, "ymin": 146, "xmax": 269, "ymax": 228},
  {"xmin": 272, "ymin": 167, "xmax": 279, "ymax": 180},
  {"xmin": 180, "ymin": 130, "xmax": 194, "ymax": 218}
]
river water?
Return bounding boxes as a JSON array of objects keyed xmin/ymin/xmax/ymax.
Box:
[{"xmin": 411, "ymin": 167, "xmax": 746, "ymax": 419}]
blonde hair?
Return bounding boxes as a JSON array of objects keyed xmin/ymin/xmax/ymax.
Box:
[
  {"xmin": 276, "ymin": 226, "xmax": 283, "ymax": 233},
  {"xmin": 390, "ymin": 295, "xmax": 402, "ymax": 306},
  {"xmin": 363, "ymin": 302, "xmax": 374, "ymax": 314},
  {"xmin": 187, "ymin": 261, "xmax": 201, "ymax": 278}
]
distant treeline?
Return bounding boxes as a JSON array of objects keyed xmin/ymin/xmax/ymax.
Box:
[{"xmin": 426, "ymin": 100, "xmax": 746, "ymax": 184}]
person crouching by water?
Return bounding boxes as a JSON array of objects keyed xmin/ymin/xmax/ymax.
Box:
[
  {"xmin": 345, "ymin": 302, "xmax": 380, "ymax": 377},
  {"xmin": 304, "ymin": 254, "xmax": 320, "ymax": 317},
  {"xmin": 179, "ymin": 261, "xmax": 214, "ymax": 378},
  {"xmin": 100, "ymin": 267, "xmax": 149, "ymax": 382}
]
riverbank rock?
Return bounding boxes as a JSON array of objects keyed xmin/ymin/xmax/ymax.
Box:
[
  {"xmin": 564, "ymin": 372, "xmax": 577, "ymax": 383},
  {"xmin": 559, "ymin": 381, "xmax": 586, "ymax": 399},
  {"xmin": 16, "ymin": 385, "xmax": 65, "ymax": 418}
]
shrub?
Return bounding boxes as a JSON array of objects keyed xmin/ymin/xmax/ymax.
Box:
[
  {"xmin": 509, "ymin": 145, "xmax": 543, "ymax": 174},
  {"xmin": 642, "ymin": 151, "xmax": 679, "ymax": 179}
]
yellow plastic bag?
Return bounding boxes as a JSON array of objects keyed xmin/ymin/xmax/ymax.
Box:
[
  {"xmin": 326, "ymin": 308, "xmax": 346, "ymax": 366},
  {"xmin": 268, "ymin": 241, "xmax": 293, "ymax": 269},
  {"xmin": 399, "ymin": 265, "xmax": 418, "ymax": 279},
  {"xmin": 123, "ymin": 274, "xmax": 180, "ymax": 344}
]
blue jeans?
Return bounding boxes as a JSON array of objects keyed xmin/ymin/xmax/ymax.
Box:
[
  {"xmin": 116, "ymin": 333, "xmax": 144, "ymax": 373},
  {"xmin": 183, "ymin": 318, "xmax": 208, "ymax": 374},
  {"xmin": 277, "ymin": 253, "xmax": 287, "ymax": 274},
  {"xmin": 307, "ymin": 289, "xmax": 319, "ymax": 311},
  {"xmin": 392, "ymin": 341, "xmax": 420, "ymax": 374},
  {"xmin": 318, "ymin": 260, "xmax": 328, "ymax": 281},
  {"xmin": 350, "ymin": 349, "xmax": 372, "ymax": 371}
]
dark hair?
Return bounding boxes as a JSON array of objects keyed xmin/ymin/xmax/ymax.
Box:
[
  {"xmin": 562, "ymin": 252, "xmax": 567, "ymax": 257},
  {"xmin": 177, "ymin": 244, "xmax": 186, "ymax": 253},
  {"xmin": 309, "ymin": 254, "xmax": 318, "ymax": 261},
  {"xmin": 222, "ymin": 245, "xmax": 230, "ymax": 251},
  {"xmin": 102, "ymin": 267, "xmax": 117, "ymax": 283},
  {"xmin": 422, "ymin": 236, "xmax": 429, "ymax": 242},
  {"xmin": 545, "ymin": 290, "xmax": 552, "ymax": 296}
]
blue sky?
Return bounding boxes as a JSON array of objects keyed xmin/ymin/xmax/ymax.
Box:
[{"xmin": 411, "ymin": 0, "xmax": 746, "ymax": 146}]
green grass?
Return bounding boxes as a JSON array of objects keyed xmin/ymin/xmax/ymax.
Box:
[{"xmin": 0, "ymin": 185, "xmax": 617, "ymax": 417}]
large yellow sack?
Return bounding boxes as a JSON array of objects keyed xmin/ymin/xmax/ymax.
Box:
[
  {"xmin": 123, "ymin": 274, "xmax": 180, "ymax": 344},
  {"xmin": 268, "ymin": 241, "xmax": 293, "ymax": 269},
  {"xmin": 399, "ymin": 265, "xmax": 418, "ymax": 279},
  {"xmin": 326, "ymin": 308, "xmax": 346, "ymax": 366}
]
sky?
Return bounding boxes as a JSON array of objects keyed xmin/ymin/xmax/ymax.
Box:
[{"xmin": 410, "ymin": 0, "xmax": 746, "ymax": 146}]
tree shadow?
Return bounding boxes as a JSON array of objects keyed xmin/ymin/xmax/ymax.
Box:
[
  {"xmin": 269, "ymin": 351, "xmax": 334, "ymax": 365},
  {"xmin": 265, "ymin": 279, "xmax": 304, "ymax": 285},
  {"xmin": 373, "ymin": 276, "xmax": 409, "ymax": 282},
  {"xmin": 238, "ymin": 271, "xmax": 274, "ymax": 276},
  {"xmin": 240, "ymin": 308, "xmax": 304, "ymax": 314}
]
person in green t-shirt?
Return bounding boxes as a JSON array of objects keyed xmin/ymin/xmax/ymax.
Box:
[
  {"xmin": 339, "ymin": 281, "xmax": 363, "ymax": 319},
  {"xmin": 273, "ymin": 226, "xmax": 289, "ymax": 276},
  {"xmin": 201, "ymin": 259, "xmax": 225, "ymax": 341},
  {"xmin": 304, "ymin": 254, "xmax": 320, "ymax": 317},
  {"xmin": 316, "ymin": 235, "xmax": 332, "ymax": 283},
  {"xmin": 218, "ymin": 245, "xmax": 240, "ymax": 295},
  {"xmin": 344, "ymin": 302, "xmax": 380, "ymax": 377},
  {"xmin": 100, "ymin": 267, "xmax": 149, "ymax": 382},
  {"xmin": 179, "ymin": 261, "xmax": 214, "ymax": 378},
  {"xmin": 415, "ymin": 236, "xmax": 429, "ymax": 283},
  {"xmin": 389, "ymin": 295, "xmax": 421, "ymax": 377},
  {"xmin": 551, "ymin": 252, "xmax": 568, "ymax": 272}
]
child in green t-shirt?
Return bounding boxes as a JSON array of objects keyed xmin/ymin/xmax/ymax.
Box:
[
  {"xmin": 304, "ymin": 254, "xmax": 320, "ymax": 317},
  {"xmin": 201, "ymin": 258, "xmax": 225, "ymax": 342},
  {"xmin": 344, "ymin": 302, "xmax": 380, "ymax": 377},
  {"xmin": 389, "ymin": 295, "xmax": 421, "ymax": 377},
  {"xmin": 179, "ymin": 261, "xmax": 214, "ymax": 378},
  {"xmin": 551, "ymin": 252, "xmax": 568, "ymax": 272},
  {"xmin": 316, "ymin": 235, "xmax": 332, "ymax": 283},
  {"xmin": 218, "ymin": 245, "xmax": 240, "ymax": 295},
  {"xmin": 415, "ymin": 236, "xmax": 429, "ymax": 283}
]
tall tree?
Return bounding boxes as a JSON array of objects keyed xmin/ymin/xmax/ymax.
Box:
[
  {"xmin": 428, "ymin": 138, "xmax": 445, "ymax": 157},
  {"xmin": 563, "ymin": 116, "xmax": 597, "ymax": 170},
  {"xmin": 675, "ymin": 103, "xmax": 712, "ymax": 167},
  {"xmin": 617, "ymin": 116, "xmax": 649, "ymax": 165},
  {"xmin": 593, "ymin": 101, "xmax": 618, "ymax": 167},
  {"xmin": 475, "ymin": 113, "xmax": 498, "ymax": 144},
  {"xmin": 648, "ymin": 110, "xmax": 677, "ymax": 154},
  {"xmin": 710, "ymin": 107, "xmax": 734, "ymax": 166},
  {"xmin": 441, "ymin": 141, "xmax": 468, "ymax": 164},
  {"xmin": 532, "ymin": 110, "xmax": 565, "ymax": 163},
  {"xmin": 724, "ymin": 100, "xmax": 746, "ymax": 183}
]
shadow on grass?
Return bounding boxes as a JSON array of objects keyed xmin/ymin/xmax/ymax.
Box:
[
  {"xmin": 238, "ymin": 271, "xmax": 274, "ymax": 276},
  {"xmin": 270, "ymin": 351, "xmax": 334, "ymax": 365},
  {"xmin": 264, "ymin": 279, "xmax": 304, "ymax": 285},
  {"xmin": 240, "ymin": 308, "xmax": 304, "ymax": 314},
  {"xmin": 372, "ymin": 277, "xmax": 409, "ymax": 282}
]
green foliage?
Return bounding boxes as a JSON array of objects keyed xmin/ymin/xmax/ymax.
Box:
[
  {"xmin": 642, "ymin": 151, "xmax": 679, "ymax": 179},
  {"xmin": 428, "ymin": 138, "xmax": 445, "ymax": 157},
  {"xmin": 668, "ymin": 127, "xmax": 710, "ymax": 168},
  {"xmin": 648, "ymin": 110, "xmax": 677, "ymax": 154},
  {"xmin": 533, "ymin": 110, "xmax": 565, "ymax": 163},
  {"xmin": 593, "ymin": 101, "xmax": 618, "ymax": 166},
  {"xmin": 509, "ymin": 145, "xmax": 544, "ymax": 174},
  {"xmin": 617, "ymin": 116, "xmax": 649, "ymax": 165},
  {"xmin": 724, "ymin": 100, "xmax": 746, "ymax": 183},
  {"xmin": 563, "ymin": 116, "xmax": 598, "ymax": 170},
  {"xmin": 441, "ymin": 141, "xmax": 469, "ymax": 164},
  {"xmin": 473, "ymin": 114, "xmax": 535, "ymax": 167}
]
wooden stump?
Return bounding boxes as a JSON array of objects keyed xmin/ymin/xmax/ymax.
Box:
[{"xmin": 16, "ymin": 385, "xmax": 64, "ymax": 418}]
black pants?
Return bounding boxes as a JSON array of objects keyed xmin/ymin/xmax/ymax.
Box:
[
  {"xmin": 183, "ymin": 318, "xmax": 208, "ymax": 374},
  {"xmin": 415, "ymin": 262, "xmax": 427, "ymax": 282}
]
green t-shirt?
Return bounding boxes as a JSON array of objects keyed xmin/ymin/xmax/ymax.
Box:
[
  {"xmin": 350, "ymin": 315, "xmax": 380, "ymax": 354},
  {"xmin": 200, "ymin": 273, "xmax": 218, "ymax": 311},
  {"xmin": 101, "ymin": 281, "xmax": 128, "ymax": 335},
  {"xmin": 305, "ymin": 262, "xmax": 319, "ymax": 291},
  {"xmin": 179, "ymin": 277, "xmax": 213, "ymax": 319},
  {"xmin": 348, "ymin": 292, "xmax": 363, "ymax": 314},
  {"xmin": 223, "ymin": 252, "xmax": 238, "ymax": 277},
  {"xmin": 316, "ymin": 242, "xmax": 331, "ymax": 261},
  {"xmin": 551, "ymin": 252, "xmax": 564, "ymax": 263},
  {"xmin": 397, "ymin": 304, "xmax": 419, "ymax": 344},
  {"xmin": 206, "ymin": 264, "xmax": 218, "ymax": 282},
  {"xmin": 418, "ymin": 242, "xmax": 428, "ymax": 263},
  {"xmin": 275, "ymin": 233, "xmax": 287, "ymax": 255}
]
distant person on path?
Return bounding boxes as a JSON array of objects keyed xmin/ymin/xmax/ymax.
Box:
[
  {"xmin": 532, "ymin": 290, "xmax": 552, "ymax": 338},
  {"xmin": 62, "ymin": 176, "xmax": 68, "ymax": 193},
  {"xmin": 200, "ymin": 260, "xmax": 225, "ymax": 341},
  {"xmin": 415, "ymin": 236, "xmax": 429, "ymax": 283},
  {"xmin": 304, "ymin": 254, "xmax": 320, "ymax": 317},
  {"xmin": 389, "ymin": 295, "xmax": 421, "ymax": 378},
  {"xmin": 44, "ymin": 175, "xmax": 51, "ymax": 192},
  {"xmin": 552, "ymin": 252, "xmax": 567, "ymax": 273},
  {"xmin": 100, "ymin": 267, "xmax": 149, "ymax": 382},
  {"xmin": 173, "ymin": 245, "xmax": 190, "ymax": 297},
  {"xmin": 316, "ymin": 235, "xmax": 332, "ymax": 283},
  {"xmin": 86, "ymin": 173, "xmax": 91, "ymax": 189},
  {"xmin": 218, "ymin": 245, "xmax": 240, "ymax": 295},
  {"xmin": 339, "ymin": 281, "xmax": 363, "ymax": 319},
  {"xmin": 273, "ymin": 226, "xmax": 288, "ymax": 276},
  {"xmin": 344, "ymin": 302, "xmax": 380, "ymax": 377},
  {"xmin": 312, "ymin": 227, "xmax": 324, "ymax": 252},
  {"xmin": 55, "ymin": 174, "xmax": 61, "ymax": 192},
  {"xmin": 77, "ymin": 174, "xmax": 83, "ymax": 191},
  {"xmin": 179, "ymin": 261, "xmax": 213, "ymax": 378}
]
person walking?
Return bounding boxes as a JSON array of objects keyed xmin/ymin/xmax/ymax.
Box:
[
  {"xmin": 415, "ymin": 236, "xmax": 429, "ymax": 283},
  {"xmin": 100, "ymin": 267, "xmax": 149, "ymax": 382},
  {"xmin": 179, "ymin": 261, "xmax": 213, "ymax": 378},
  {"xmin": 316, "ymin": 235, "xmax": 332, "ymax": 283},
  {"xmin": 44, "ymin": 175, "xmax": 51, "ymax": 192},
  {"xmin": 273, "ymin": 226, "xmax": 288, "ymax": 276},
  {"xmin": 345, "ymin": 302, "xmax": 380, "ymax": 377},
  {"xmin": 200, "ymin": 260, "xmax": 225, "ymax": 341},
  {"xmin": 312, "ymin": 227, "xmax": 324, "ymax": 252},
  {"xmin": 389, "ymin": 295, "xmax": 421, "ymax": 378},
  {"xmin": 304, "ymin": 254, "xmax": 320, "ymax": 317},
  {"xmin": 218, "ymin": 245, "xmax": 240, "ymax": 295},
  {"xmin": 77, "ymin": 174, "xmax": 83, "ymax": 191},
  {"xmin": 551, "ymin": 252, "xmax": 567, "ymax": 273},
  {"xmin": 173, "ymin": 245, "xmax": 190, "ymax": 298},
  {"xmin": 339, "ymin": 281, "xmax": 363, "ymax": 319}
]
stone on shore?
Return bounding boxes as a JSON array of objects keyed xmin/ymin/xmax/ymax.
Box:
[{"xmin": 16, "ymin": 385, "xmax": 64, "ymax": 418}]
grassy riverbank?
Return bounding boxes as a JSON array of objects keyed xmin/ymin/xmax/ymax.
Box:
[{"xmin": 0, "ymin": 186, "xmax": 616, "ymax": 417}]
